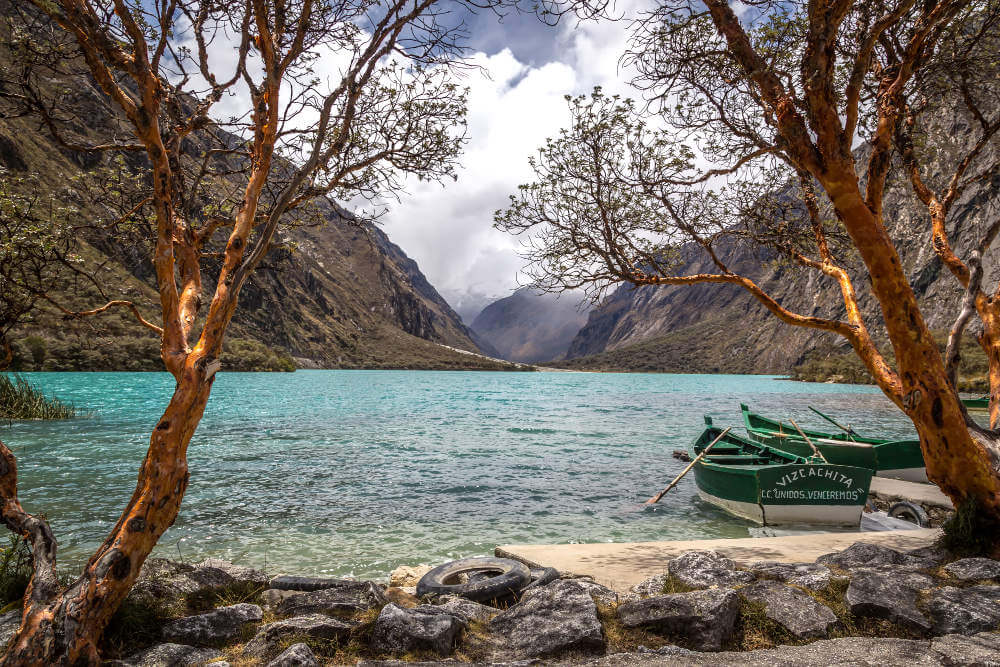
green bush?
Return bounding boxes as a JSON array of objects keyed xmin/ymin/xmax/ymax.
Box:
[{"xmin": 0, "ymin": 374, "xmax": 76, "ymax": 420}]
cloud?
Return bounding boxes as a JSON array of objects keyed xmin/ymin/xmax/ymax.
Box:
[{"xmin": 380, "ymin": 6, "xmax": 649, "ymax": 320}]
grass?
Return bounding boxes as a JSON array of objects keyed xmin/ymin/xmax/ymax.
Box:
[
  {"xmin": 0, "ymin": 533, "xmax": 32, "ymax": 610},
  {"xmin": 0, "ymin": 373, "xmax": 76, "ymax": 420},
  {"xmin": 732, "ymin": 597, "xmax": 798, "ymax": 651},
  {"xmin": 939, "ymin": 498, "xmax": 999, "ymax": 557}
]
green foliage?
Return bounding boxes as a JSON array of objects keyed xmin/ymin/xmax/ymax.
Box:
[
  {"xmin": 220, "ymin": 339, "xmax": 296, "ymax": 372},
  {"xmin": 0, "ymin": 373, "xmax": 75, "ymax": 419},
  {"xmin": 100, "ymin": 597, "xmax": 174, "ymax": 659},
  {"xmin": 0, "ymin": 532, "xmax": 32, "ymax": 608}
]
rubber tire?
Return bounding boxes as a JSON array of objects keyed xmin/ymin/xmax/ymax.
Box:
[
  {"xmin": 888, "ymin": 501, "xmax": 930, "ymax": 528},
  {"xmin": 416, "ymin": 557, "xmax": 531, "ymax": 602},
  {"xmin": 524, "ymin": 567, "xmax": 560, "ymax": 590}
]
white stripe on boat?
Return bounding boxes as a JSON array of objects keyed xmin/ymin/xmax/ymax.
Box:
[{"xmin": 697, "ymin": 490, "xmax": 865, "ymax": 526}]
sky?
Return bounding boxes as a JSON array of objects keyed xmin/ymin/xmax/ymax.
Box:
[{"xmin": 376, "ymin": 3, "xmax": 648, "ymax": 322}]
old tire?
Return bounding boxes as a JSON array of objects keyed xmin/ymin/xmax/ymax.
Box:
[
  {"xmin": 524, "ymin": 567, "xmax": 560, "ymax": 590},
  {"xmin": 416, "ymin": 557, "xmax": 531, "ymax": 602},
  {"xmin": 888, "ymin": 501, "xmax": 929, "ymax": 527}
]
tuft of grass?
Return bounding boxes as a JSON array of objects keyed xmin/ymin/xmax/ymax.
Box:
[
  {"xmin": 940, "ymin": 498, "xmax": 999, "ymax": 557},
  {"xmin": 101, "ymin": 597, "xmax": 174, "ymax": 659},
  {"xmin": 803, "ymin": 578, "xmax": 921, "ymax": 640},
  {"xmin": 597, "ymin": 602, "xmax": 674, "ymax": 654},
  {"xmin": 184, "ymin": 581, "xmax": 266, "ymax": 615},
  {"xmin": 0, "ymin": 374, "xmax": 76, "ymax": 420},
  {"xmin": 0, "ymin": 532, "xmax": 32, "ymax": 608},
  {"xmin": 731, "ymin": 598, "xmax": 798, "ymax": 651},
  {"xmin": 659, "ymin": 574, "xmax": 699, "ymax": 595}
]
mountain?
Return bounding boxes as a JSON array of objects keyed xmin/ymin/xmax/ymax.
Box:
[
  {"xmin": 559, "ymin": 113, "xmax": 999, "ymax": 375},
  {"xmin": 470, "ymin": 289, "xmax": 590, "ymax": 363},
  {"xmin": 0, "ymin": 21, "xmax": 518, "ymax": 373}
]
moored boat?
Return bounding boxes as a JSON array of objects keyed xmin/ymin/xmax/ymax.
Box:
[
  {"xmin": 689, "ymin": 417, "xmax": 874, "ymax": 526},
  {"xmin": 962, "ymin": 396, "xmax": 989, "ymax": 410},
  {"xmin": 740, "ymin": 404, "xmax": 927, "ymax": 483}
]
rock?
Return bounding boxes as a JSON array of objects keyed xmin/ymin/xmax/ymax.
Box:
[
  {"xmin": 570, "ymin": 579, "xmax": 619, "ymax": 607},
  {"xmin": 194, "ymin": 558, "xmax": 268, "ymax": 586},
  {"xmin": 817, "ymin": 542, "xmax": 926, "ymax": 569},
  {"xmin": 0, "ymin": 610, "xmax": 20, "ymax": 648},
  {"xmin": 260, "ymin": 588, "xmax": 302, "ymax": 609},
  {"xmin": 266, "ymin": 642, "xmax": 319, "ymax": 667},
  {"xmin": 747, "ymin": 561, "xmax": 837, "ymax": 591},
  {"xmin": 389, "ymin": 564, "xmax": 433, "ymax": 588},
  {"xmin": 943, "ymin": 557, "xmax": 1000, "ymax": 582},
  {"xmin": 927, "ymin": 585, "xmax": 1000, "ymax": 635},
  {"xmin": 269, "ymin": 575, "xmax": 361, "ymax": 592},
  {"xmin": 846, "ymin": 568, "xmax": 934, "ymax": 632},
  {"xmin": 667, "ymin": 551, "xmax": 756, "ymax": 590},
  {"xmin": 276, "ymin": 580, "xmax": 387, "ymax": 617},
  {"xmin": 624, "ymin": 573, "xmax": 670, "ymax": 602},
  {"xmin": 161, "ymin": 603, "xmax": 263, "ymax": 645},
  {"xmin": 116, "ymin": 643, "xmax": 224, "ymax": 666},
  {"xmin": 435, "ymin": 595, "xmax": 500, "ymax": 623},
  {"xmin": 129, "ymin": 558, "xmax": 234, "ymax": 604},
  {"xmin": 384, "ymin": 586, "xmax": 420, "ymax": 609},
  {"xmin": 370, "ymin": 603, "xmax": 465, "ymax": 656},
  {"xmin": 930, "ymin": 631, "xmax": 1000, "ymax": 665},
  {"xmin": 243, "ymin": 614, "xmax": 355, "ymax": 660},
  {"xmin": 489, "ymin": 579, "xmax": 605, "ymax": 658},
  {"xmin": 904, "ymin": 545, "xmax": 951, "ymax": 568},
  {"xmin": 617, "ymin": 588, "xmax": 739, "ymax": 652},
  {"xmin": 737, "ymin": 581, "xmax": 838, "ymax": 639}
]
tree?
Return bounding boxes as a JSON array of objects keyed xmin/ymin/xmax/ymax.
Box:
[
  {"xmin": 0, "ymin": 0, "xmax": 573, "ymax": 661},
  {"xmin": 498, "ymin": 1, "xmax": 1000, "ymax": 545}
]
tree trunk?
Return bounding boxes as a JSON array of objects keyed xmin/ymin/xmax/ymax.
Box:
[{"xmin": 2, "ymin": 356, "xmax": 216, "ymax": 665}]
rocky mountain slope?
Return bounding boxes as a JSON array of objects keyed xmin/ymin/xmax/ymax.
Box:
[
  {"xmin": 0, "ymin": 20, "xmax": 514, "ymax": 373},
  {"xmin": 470, "ymin": 289, "xmax": 589, "ymax": 363},
  {"xmin": 560, "ymin": 114, "xmax": 999, "ymax": 375}
]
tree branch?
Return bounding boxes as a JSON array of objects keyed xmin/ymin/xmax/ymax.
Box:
[{"xmin": 42, "ymin": 296, "xmax": 163, "ymax": 335}]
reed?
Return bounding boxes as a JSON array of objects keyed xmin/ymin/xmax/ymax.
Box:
[{"xmin": 0, "ymin": 374, "xmax": 76, "ymax": 420}]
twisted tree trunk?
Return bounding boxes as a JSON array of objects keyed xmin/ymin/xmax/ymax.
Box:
[{"xmin": 0, "ymin": 355, "xmax": 217, "ymax": 665}]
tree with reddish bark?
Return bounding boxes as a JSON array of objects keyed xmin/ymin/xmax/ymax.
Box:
[
  {"xmin": 0, "ymin": 0, "xmax": 585, "ymax": 661},
  {"xmin": 498, "ymin": 1, "xmax": 1000, "ymax": 546}
]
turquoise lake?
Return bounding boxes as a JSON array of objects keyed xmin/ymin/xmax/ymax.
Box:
[{"xmin": 1, "ymin": 371, "xmax": 916, "ymax": 580}]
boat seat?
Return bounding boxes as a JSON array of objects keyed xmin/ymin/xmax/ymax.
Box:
[{"xmin": 705, "ymin": 455, "xmax": 771, "ymax": 464}]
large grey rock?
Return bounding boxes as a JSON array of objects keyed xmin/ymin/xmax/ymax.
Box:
[
  {"xmin": 129, "ymin": 558, "xmax": 233, "ymax": 603},
  {"xmin": 116, "ymin": 643, "xmax": 224, "ymax": 666},
  {"xmin": 275, "ymin": 579, "xmax": 386, "ymax": 617},
  {"xmin": 943, "ymin": 558, "xmax": 1000, "ymax": 582},
  {"xmin": 846, "ymin": 568, "xmax": 934, "ymax": 632},
  {"xmin": 260, "ymin": 588, "xmax": 302, "ymax": 610},
  {"xmin": 371, "ymin": 603, "xmax": 465, "ymax": 656},
  {"xmin": 927, "ymin": 585, "xmax": 1000, "ymax": 635},
  {"xmin": 195, "ymin": 558, "xmax": 268, "ymax": 586},
  {"xmin": 667, "ymin": 551, "xmax": 756, "ymax": 589},
  {"xmin": 904, "ymin": 546, "xmax": 951, "ymax": 568},
  {"xmin": 266, "ymin": 642, "xmax": 319, "ymax": 667},
  {"xmin": 930, "ymin": 631, "xmax": 1000, "ymax": 665},
  {"xmin": 818, "ymin": 542, "xmax": 934, "ymax": 570},
  {"xmin": 0, "ymin": 610, "xmax": 20, "ymax": 648},
  {"xmin": 243, "ymin": 614, "xmax": 355, "ymax": 660},
  {"xmin": 624, "ymin": 573, "xmax": 670, "ymax": 602},
  {"xmin": 617, "ymin": 588, "xmax": 739, "ymax": 652},
  {"xmin": 435, "ymin": 595, "xmax": 500, "ymax": 623},
  {"xmin": 747, "ymin": 561, "xmax": 837, "ymax": 591},
  {"xmin": 571, "ymin": 579, "xmax": 619, "ymax": 606},
  {"xmin": 161, "ymin": 603, "xmax": 262, "ymax": 645},
  {"xmin": 489, "ymin": 579, "xmax": 605, "ymax": 658},
  {"xmin": 738, "ymin": 581, "xmax": 838, "ymax": 639}
]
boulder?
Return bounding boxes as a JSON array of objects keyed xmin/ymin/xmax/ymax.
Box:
[
  {"xmin": 0, "ymin": 610, "xmax": 20, "ymax": 648},
  {"xmin": 194, "ymin": 558, "xmax": 268, "ymax": 586},
  {"xmin": 943, "ymin": 557, "xmax": 1000, "ymax": 582},
  {"xmin": 266, "ymin": 642, "xmax": 319, "ymax": 667},
  {"xmin": 243, "ymin": 614, "xmax": 355, "ymax": 661},
  {"xmin": 927, "ymin": 585, "xmax": 1000, "ymax": 635},
  {"xmin": 737, "ymin": 581, "xmax": 838, "ymax": 639},
  {"xmin": 667, "ymin": 551, "xmax": 756, "ymax": 590},
  {"xmin": 617, "ymin": 588, "xmax": 739, "ymax": 651},
  {"xmin": 435, "ymin": 596, "xmax": 500, "ymax": 623},
  {"xmin": 389, "ymin": 564, "xmax": 433, "ymax": 588},
  {"xmin": 161, "ymin": 603, "xmax": 263, "ymax": 645},
  {"xmin": 904, "ymin": 546, "xmax": 951, "ymax": 568},
  {"xmin": 370, "ymin": 603, "xmax": 465, "ymax": 656},
  {"xmin": 623, "ymin": 573, "xmax": 670, "ymax": 602},
  {"xmin": 930, "ymin": 631, "xmax": 1000, "ymax": 665},
  {"xmin": 845, "ymin": 568, "xmax": 934, "ymax": 632},
  {"xmin": 571, "ymin": 579, "xmax": 619, "ymax": 607},
  {"xmin": 260, "ymin": 588, "xmax": 302, "ymax": 610},
  {"xmin": 115, "ymin": 643, "xmax": 224, "ymax": 666},
  {"xmin": 817, "ymin": 542, "xmax": 927, "ymax": 569},
  {"xmin": 747, "ymin": 561, "xmax": 837, "ymax": 591},
  {"xmin": 269, "ymin": 575, "xmax": 362, "ymax": 592},
  {"xmin": 489, "ymin": 580, "xmax": 605, "ymax": 658},
  {"xmin": 275, "ymin": 580, "xmax": 387, "ymax": 617},
  {"xmin": 129, "ymin": 558, "xmax": 234, "ymax": 604}
]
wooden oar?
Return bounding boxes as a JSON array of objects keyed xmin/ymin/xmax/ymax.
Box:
[
  {"xmin": 645, "ymin": 427, "xmax": 730, "ymax": 504},
  {"xmin": 790, "ymin": 419, "xmax": 828, "ymax": 463},
  {"xmin": 808, "ymin": 406, "xmax": 858, "ymax": 440}
]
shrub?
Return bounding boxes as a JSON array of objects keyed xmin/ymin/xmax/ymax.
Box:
[{"xmin": 0, "ymin": 374, "xmax": 76, "ymax": 420}]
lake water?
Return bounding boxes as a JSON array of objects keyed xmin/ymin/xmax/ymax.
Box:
[{"xmin": 1, "ymin": 371, "xmax": 915, "ymax": 580}]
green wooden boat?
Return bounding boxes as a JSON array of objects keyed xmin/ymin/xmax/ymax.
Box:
[
  {"xmin": 690, "ymin": 416, "xmax": 874, "ymax": 526},
  {"xmin": 740, "ymin": 404, "xmax": 926, "ymax": 483},
  {"xmin": 962, "ymin": 396, "xmax": 989, "ymax": 410}
]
